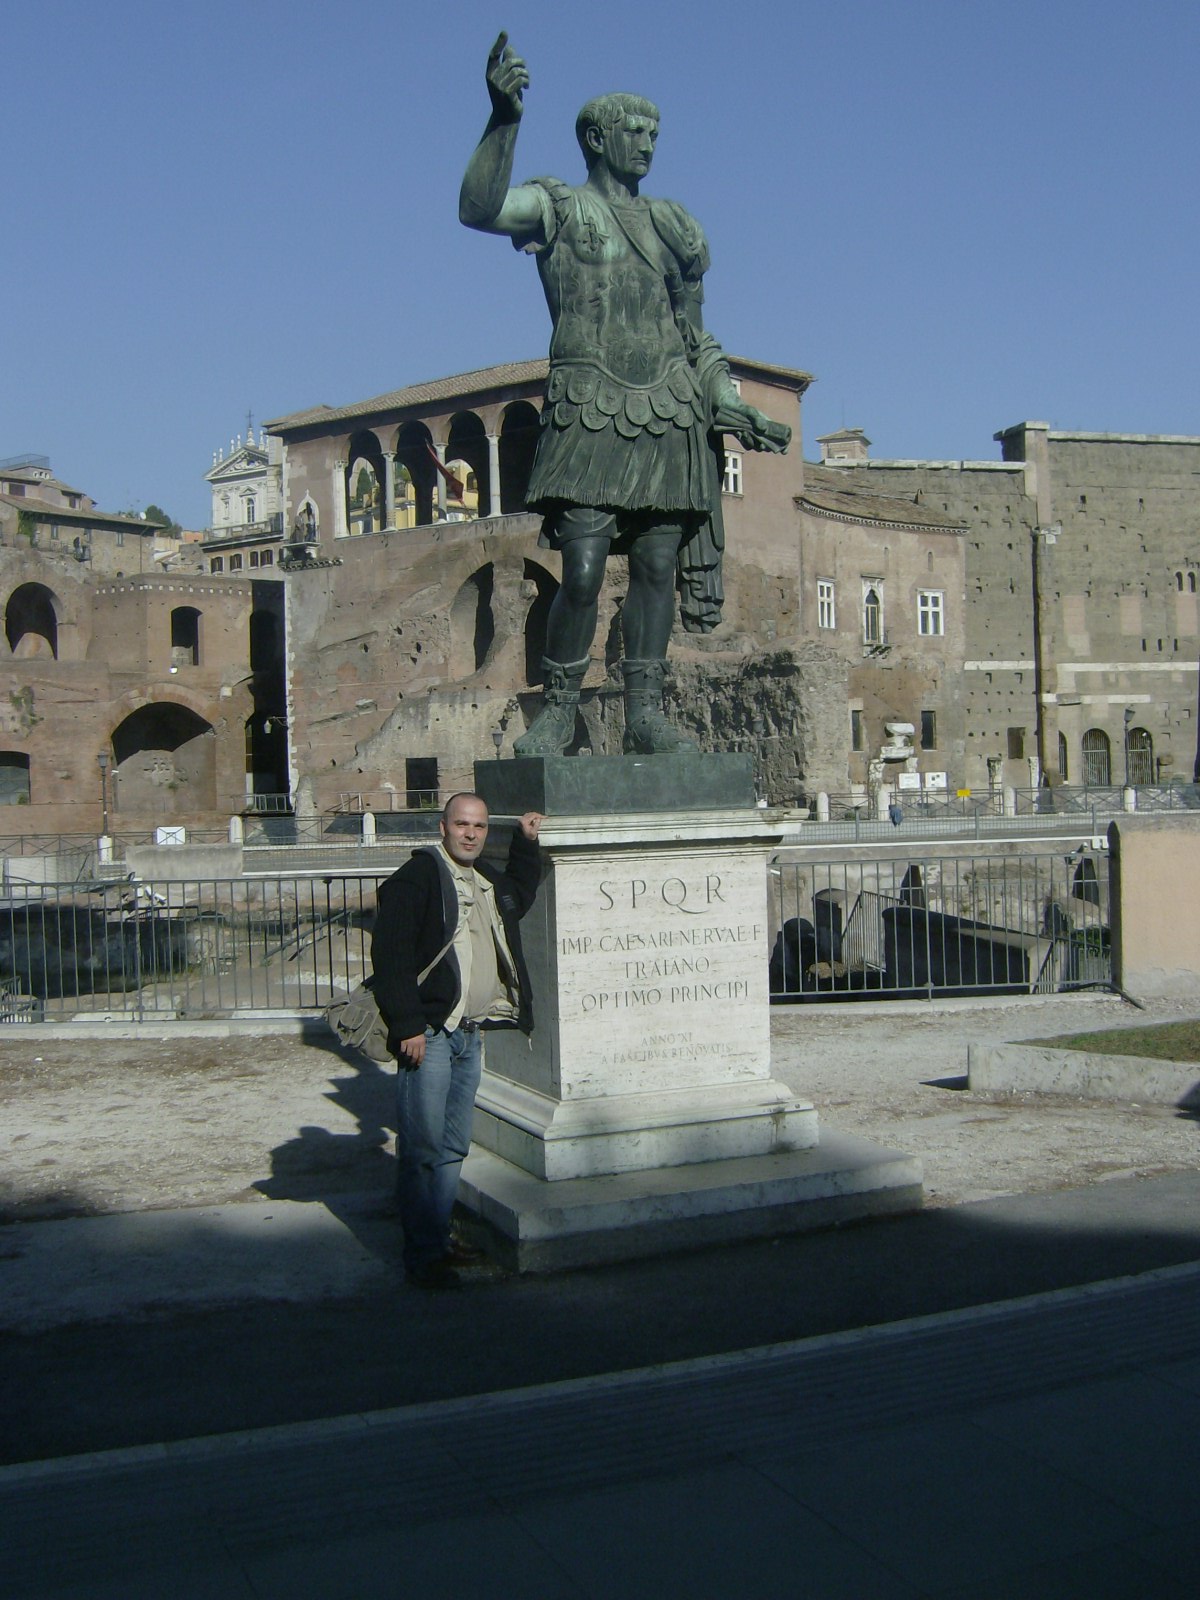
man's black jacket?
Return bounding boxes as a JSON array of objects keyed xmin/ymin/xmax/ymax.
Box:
[{"xmin": 369, "ymin": 829, "xmax": 541, "ymax": 1053}]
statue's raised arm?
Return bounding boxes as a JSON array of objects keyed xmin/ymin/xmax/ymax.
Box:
[{"xmin": 459, "ymin": 33, "xmax": 541, "ymax": 236}]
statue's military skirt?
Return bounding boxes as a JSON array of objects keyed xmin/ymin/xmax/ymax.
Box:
[{"xmin": 526, "ymin": 361, "xmax": 714, "ymax": 537}]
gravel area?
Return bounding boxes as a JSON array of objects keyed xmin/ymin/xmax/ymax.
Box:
[
  {"xmin": 1, "ymin": 994, "xmax": 1198, "ymax": 1223},
  {"xmin": 770, "ymin": 993, "xmax": 1200, "ymax": 1206}
]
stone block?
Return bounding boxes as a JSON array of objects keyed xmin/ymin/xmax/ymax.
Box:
[
  {"xmin": 460, "ymin": 1131, "xmax": 923, "ymax": 1272},
  {"xmin": 475, "ymin": 752, "xmax": 755, "ymax": 817}
]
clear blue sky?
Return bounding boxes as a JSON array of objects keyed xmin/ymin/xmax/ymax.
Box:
[{"xmin": 4, "ymin": 0, "xmax": 1196, "ymax": 529}]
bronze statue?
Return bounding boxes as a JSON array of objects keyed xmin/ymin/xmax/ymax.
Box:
[{"xmin": 460, "ymin": 33, "xmax": 790, "ymax": 756}]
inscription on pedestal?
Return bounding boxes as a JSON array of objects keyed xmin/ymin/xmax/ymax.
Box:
[{"xmin": 553, "ymin": 849, "xmax": 770, "ymax": 1095}]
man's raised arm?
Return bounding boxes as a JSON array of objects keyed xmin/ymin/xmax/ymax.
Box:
[{"xmin": 459, "ymin": 33, "xmax": 542, "ymax": 236}]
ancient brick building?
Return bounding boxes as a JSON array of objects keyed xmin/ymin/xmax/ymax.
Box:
[
  {"xmin": 0, "ymin": 458, "xmax": 286, "ymax": 831},
  {"xmin": 817, "ymin": 426, "xmax": 1200, "ymax": 792},
  {"xmin": 797, "ymin": 459, "xmax": 968, "ymax": 804},
  {"xmin": 266, "ymin": 356, "xmax": 856, "ymax": 812}
]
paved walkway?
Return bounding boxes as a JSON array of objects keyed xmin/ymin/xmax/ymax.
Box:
[
  {"xmin": 3, "ymin": 1258, "xmax": 1199, "ymax": 1598},
  {"xmin": 3, "ymin": 999, "xmax": 1198, "ymax": 1595}
]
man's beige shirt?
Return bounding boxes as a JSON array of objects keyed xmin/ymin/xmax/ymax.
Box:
[{"xmin": 436, "ymin": 843, "xmax": 519, "ymax": 1031}]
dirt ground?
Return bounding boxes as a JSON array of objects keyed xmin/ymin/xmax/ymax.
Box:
[{"xmin": 1, "ymin": 994, "xmax": 1198, "ymax": 1224}]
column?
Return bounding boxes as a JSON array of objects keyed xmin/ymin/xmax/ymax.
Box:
[
  {"xmin": 332, "ymin": 460, "xmax": 348, "ymax": 539},
  {"xmin": 487, "ymin": 432, "xmax": 501, "ymax": 517},
  {"xmin": 384, "ymin": 453, "xmax": 396, "ymax": 528},
  {"xmin": 434, "ymin": 443, "xmax": 448, "ymax": 518}
]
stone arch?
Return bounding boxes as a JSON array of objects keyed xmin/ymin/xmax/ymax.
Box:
[
  {"xmin": 445, "ymin": 412, "xmax": 488, "ymax": 519},
  {"xmin": 499, "ymin": 401, "xmax": 540, "ymax": 512},
  {"xmin": 111, "ymin": 702, "xmax": 216, "ymax": 816},
  {"xmin": 1081, "ymin": 727, "xmax": 1111, "ymax": 787},
  {"xmin": 393, "ymin": 420, "xmax": 436, "ymax": 528},
  {"xmin": 345, "ymin": 429, "xmax": 386, "ymax": 535},
  {"xmin": 449, "ymin": 565, "xmax": 495, "ymax": 677},
  {"xmin": 170, "ymin": 605, "xmax": 201, "ymax": 668},
  {"xmin": 522, "ymin": 559, "xmax": 559, "ymax": 684},
  {"xmin": 5, "ymin": 581, "xmax": 60, "ymax": 659}
]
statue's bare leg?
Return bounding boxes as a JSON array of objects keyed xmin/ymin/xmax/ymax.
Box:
[
  {"xmin": 622, "ymin": 526, "xmax": 683, "ymax": 658},
  {"xmin": 621, "ymin": 523, "xmax": 697, "ymax": 754},
  {"xmin": 514, "ymin": 523, "xmax": 611, "ymax": 757}
]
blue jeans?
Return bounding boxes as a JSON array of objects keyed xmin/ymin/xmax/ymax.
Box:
[{"xmin": 395, "ymin": 1025, "xmax": 482, "ymax": 1271}]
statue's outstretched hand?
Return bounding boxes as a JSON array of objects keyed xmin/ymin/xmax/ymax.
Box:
[
  {"xmin": 487, "ymin": 32, "xmax": 528, "ymax": 123},
  {"xmin": 715, "ymin": 398, "xmax": 791, "ymax": 453}
]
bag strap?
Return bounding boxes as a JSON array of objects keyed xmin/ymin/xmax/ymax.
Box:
[{"xmin": 417, "ymin": 935, "xmax": 456, "ymax": 987}]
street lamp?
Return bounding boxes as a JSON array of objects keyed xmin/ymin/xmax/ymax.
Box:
[
  {"xmin": 491, "ymin": 726, "xmax": 504, "ymax": 758},
  {"xmin": 97, "ymin": 751, "xmax": 111, "ymax": 835}
]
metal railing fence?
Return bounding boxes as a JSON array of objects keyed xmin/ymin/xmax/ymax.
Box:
[
  {"xmin": 0, "ymin": 875, "xmax": 386, "ymax": 1021},
  {"xmin": 0, "ymin": 846, "xmax": 1116, "ymax": 1022},
  {"xmin": 768, "ymin": 848, "xmax": 1111, "ymax": 1002}
]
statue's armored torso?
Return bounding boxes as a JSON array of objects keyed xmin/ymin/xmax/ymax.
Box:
[{"xmin": 514, "ymin": 179, "xmax": 713, "ymax": 515}]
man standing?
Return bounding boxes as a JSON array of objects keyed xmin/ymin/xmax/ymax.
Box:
[
  {"xmin": 371, "ymin": 794, "xmax": 543, "ymax": 1289},
  {"xmin": 459, "ymin": 33, "xmax": 790, "ymax": 757}
]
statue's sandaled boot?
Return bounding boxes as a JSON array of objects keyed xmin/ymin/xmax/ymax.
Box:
[
  {"xmin": 621, "ymin": 658, "xmax": 697, "ymax": 754},
  {"xmin": 514, "ymin": 656, "xmax": 590, "ymax": 757}
]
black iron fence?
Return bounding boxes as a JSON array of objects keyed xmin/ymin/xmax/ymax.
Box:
[
  {"xmin": 0, "ymin": 847, "xmax": 1114, "ymax": 1022},
  {"xmin": 0, "ymin": 875, "xmax": 385, "ymax": 1021},
  {"xmin": 768, "ymin": 849, "xmax": 1111, "ymax": 1002}
]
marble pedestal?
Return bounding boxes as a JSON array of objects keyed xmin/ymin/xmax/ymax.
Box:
[{"xmin": 465, "ymin": 758, "xmax": 921, "ymax": 1269}]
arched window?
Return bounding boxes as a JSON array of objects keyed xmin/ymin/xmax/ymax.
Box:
[
  {"xmin": 170, "ymin": 606, "xmax": 201, "ymax": 668},
  {"xmin": 1190, "ymin": 573, "xmax": 1197, "ymax": 594},
  {"xmin": 1175, "ymin": 572, "xmax": 1184, "ymax": 591},
  {"xmin": 0, "ymin": 751, "xmax": 31, "ymax": 806},
  {"xmin": 230, "ymin": 553, "xmax": 243, "ymax": 571},
  {"xmin": 1081, "ymin": 728, "xmax": 1111, "ymax": 787},
  {"xmin": 862, "ymin": 586, "xmax": 882, "ymax": 645},
  {"xmin": 259, "ymin": 548, "xmax": 273, "ymax": 567},
  {"xmin": 1126, "ymin": 726, "xmax": 1153, "ymax": 786},
  {"xmin": 1057, "ymin": 730, "xmax": 1068, "ymax": 783},
  {"xmin": 346, "ymin": 430, "xmax": 386, "ymax": 535},
  {"xmin": 211, "ymin": 556, "xmax": 224, "ymax": 573},
  {"xmin": 5, "ymin": 582, "xmax": 59, "ymax": 659},
  {"xmin": 244, "ymin": 494, "xmax": 257, "ymax": 525}
]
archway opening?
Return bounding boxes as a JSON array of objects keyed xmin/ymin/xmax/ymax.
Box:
[
  {"xmin": 5, "ymin": 583, "xmax": 59, "ymax": 659},
  {"xmin": 499, "ymin": 401, "xmax": 540, "ymax": 512},
  {"xmin": 111, "ymin": 703, "xmax": 216, "ymax": 817},
  {"xmin": 449, "ymin": 565, "xmax": 495, "ymax": 677},
  {"xmin": 394, "ymin": 421, "xmax": 436, "ymax": 528},
  {"xmin": 445, "ymin": 411, "xmax": 488, "ymax": 519}
]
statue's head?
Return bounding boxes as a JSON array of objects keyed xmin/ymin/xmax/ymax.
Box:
[{"xmin": 575, "ymin": 92, "xmax": 660, "ymax": 173}]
